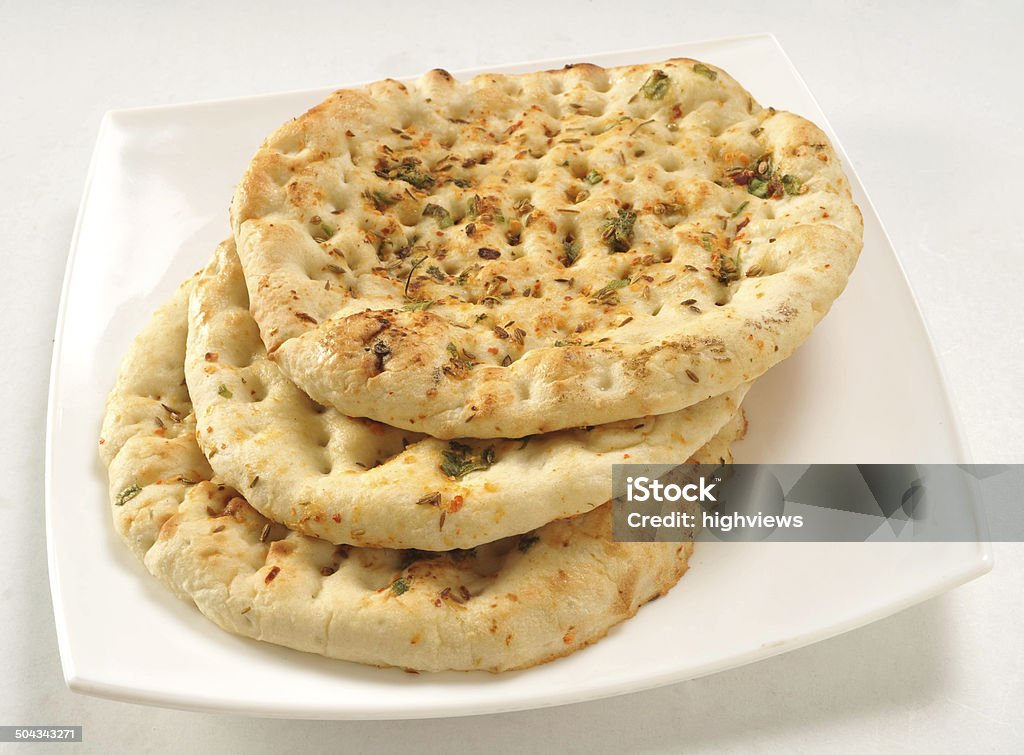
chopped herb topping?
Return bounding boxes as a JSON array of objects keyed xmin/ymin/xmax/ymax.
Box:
[
  {"xmin": 731, "ymin": 201, "xmax": 749, "ymax": 217},
  {"xmin": 422, "ymin": 203, "xmax": 453, "ymax": 228},
  {"xmin": 443, "ymin": 342, "xmax": 478, "ymax": 378},
  {"xmin": 640, "ymin": 69, "xmax": 670, "ymax": 100},
  {"xmin": 116, "ymin": 484, "xmax": 142, "ymax": 507},
  {"xmin": 584, "ymin": 170, "xmax": 604, "ymax": 185},
  {"xmin": 403, "ymin": 300, "xmax": 433, "ymax": 311},
  {"xmin": 217, "ymin": 384, "xmax": 233, "ymax": 399},
  {"xmin": 562, "ymin": 234, "xmax": 581, "ymax": 265},
  {"xmin": 692, "ymin": 63, "xmax": 718, "ymax": 80},
  {"xmin": 365, "ymin": 189, "xmax": 397, "ymax": 210},
  {"xmin": 404, "ymin": 256, "xmax": 428, "ymax": 298},
  {"xmin": 390, "ymin": 577, "xmax": 411, "ymax": 596},
  {"xmin": 601, "ymin": 209, "xmax": 636, "ymax": 252},
  {"xmin": 748, "ymin": 177, "xmax": 770, "ymax": 199},
  {"xmin": 318, "ymin": 223, "xmax": 336, "ymax": 239},
  {"xmin": 714, "ymin": 251, "xmax": 742, "ymax": 284},
  {"xmin": 426, "ymin": 265, "xmax": 447, "ymax": 281},
  {"xmin": 592, "ymin": 278, "xmax": 630, "ymax": 302},
  {"xmin": 440, "ymin": 441, "xmax": 496, "ymax": 479},
  {"xmin": 727, "ymin": 153, "xmax": 787, "ymax": 199},
  {"xmin": 782, "ymin": 174, "xmax": 805, "ymax": 195},
  {"xmin": 375, "ymin": 158, "xmax": 435, "ymax": 189}
]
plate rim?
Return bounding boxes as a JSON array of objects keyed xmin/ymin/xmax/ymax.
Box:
[{"xmin": 45, "ymin": 32, "xmax": 994, "ymax": 719}]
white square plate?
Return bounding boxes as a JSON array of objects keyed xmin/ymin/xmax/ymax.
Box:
[{"xmin": 46, "ymin": 34, "xmax": 991, "ymax": 719}]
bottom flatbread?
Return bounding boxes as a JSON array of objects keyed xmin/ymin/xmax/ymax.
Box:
[{"xmin": 99, "ymin": 279, "xmax": 745, "ymax": 672}]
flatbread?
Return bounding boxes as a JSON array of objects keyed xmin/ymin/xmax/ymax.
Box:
[
  {"xmin": 99, "ymin": 278, "xmax": 211, "ymax": 560},
  {"xmin": 186, "ymin": 240, "xmax": 747, "ymax": 549},
  {"xmin": 100, "ymin": 278, "xmax": 744, "ymax": 672},
  {"xmin": 231, "ymin": 58, "xmax": 861, "ymax": 439}
]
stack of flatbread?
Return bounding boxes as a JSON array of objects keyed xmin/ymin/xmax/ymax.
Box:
[{"xmin": 99, "ymin": 58, "xmax": 862, "ymax": 672}]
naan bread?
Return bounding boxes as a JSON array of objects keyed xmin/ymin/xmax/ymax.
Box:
[
  {"xmin": 100, "ymin": 279, "xmax": 744, "ymax": 672},
  {"xmin": 185, "ymin": 240, "xmax": 748, "ymax": 550},
  {"xmin": 99, "ymin": 278, "xmax": 211, "ymax": 560},
  {"xmin": 232, "ymin": 58, "xmax": 861, "ymax": 439}
]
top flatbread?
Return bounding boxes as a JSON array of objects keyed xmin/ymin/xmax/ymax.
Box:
[{"xmin": 232, "ymin": 57, "xmax": 862, "ymax": 439}]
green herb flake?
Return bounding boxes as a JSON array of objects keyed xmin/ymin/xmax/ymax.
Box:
[
  {"xmin": 782, "ymin": 174, "xmax": 804, "ymax": 195},
  {"xmin": 116, "ymin": 484, "xmax": 142, "ymax": 507},
  {"xmin": 640, "ymin": 69, "xmax": 671, "ymax": 100},
  {"xmin": 376, "ymin": 159, "xmax": 435, "ymax": 189},
  {"xmin": 591, "ymin": 278, "xmax": 630, "ymax": 306},
  {"xmin": 319, "ymin": 223, "xmax": 336, "ymax": 239},
  {"xmin": 731, "ymin": 200, "xmax": 749, "ymax": 217},
  {"xmin": 440, "ymin": 441, "xmax": 496, "ymax": 479},
  {"xmin": 422, "ymin": 203, "xmax": 453, "ymax": 229},
  {"xmin": 403, "ymin": 300, "xmax": 433, "ymax": 311},
  {"xmin": 601, "ymin": 209, "xmax": 637, "ymax": 253},
  {"xmin": 593, "ymin": 278, "xmax": 630, "ymax": 300},
  {"xmin": 426, "ymin": 265, "xmax": 447, "ymax": 281},
  {"xmin": 390, "ymin": 577, "xmax": 411, "ymax": 596},
  {"xmin": 443, "ymin": 342, "xmax": 477, "ymax": 378},
  {"xmin": 218, "ymin": 384, "xmax": 233, "ymax": 399},
  {"xmin": 747, "ymin": 177, "xmax": 769, "ymax": 199},
  {"xmin": 562, "ymin": 235, "xmax": 581, "ymax": 265},
  {"xmin": 584, "ymin": 170, "xmax": 604, "ymax": 185},
  {"xmin": 692, "ymin": 63, "xmax": 718, "ymax": 80},
  {"xmin": 366, "ymin": 189, "xmax": 396, "ymax": 210}
]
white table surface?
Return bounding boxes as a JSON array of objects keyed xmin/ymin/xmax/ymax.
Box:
[{"xmin": 2, "ymin": 1, "xmax": 1021, "ymax": 752}]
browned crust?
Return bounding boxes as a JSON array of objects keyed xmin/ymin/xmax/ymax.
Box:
[{"xmin": 230, "ymin": 58, "xmax": 862, "ymax": 439}]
